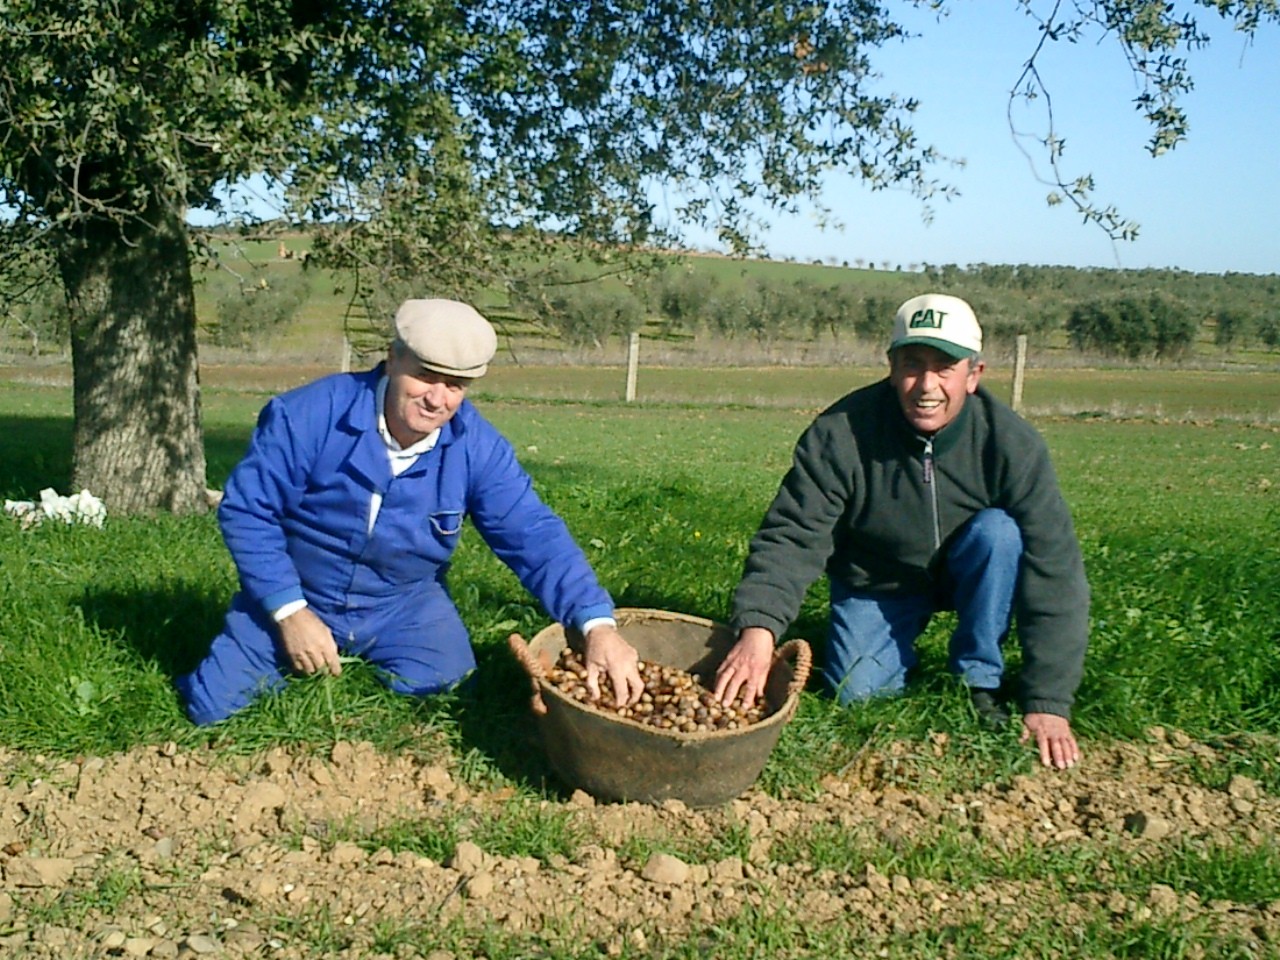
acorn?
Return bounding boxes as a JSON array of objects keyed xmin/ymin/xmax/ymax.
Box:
[{"xmin": 547, "ymin": 648, "xmax": 768, "ymax": 731}]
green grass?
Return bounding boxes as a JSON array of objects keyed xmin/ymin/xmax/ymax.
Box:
[
  {"xmin": 354, "ymin": 799, "xmax": 586, "ymax": 863},
  {"xmin": 1, "ymin": 376, "xmax": 1278, "ymax": 785}
]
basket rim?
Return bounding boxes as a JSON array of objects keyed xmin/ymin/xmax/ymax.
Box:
[{"xmin": 530, "ymin": 606, "xmax": 719, "ymax": 642}]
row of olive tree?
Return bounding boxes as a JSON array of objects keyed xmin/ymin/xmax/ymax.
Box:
[
  {"xmin": 9, "ymin": 243, "xmax": 1275, "ymax": 363},
  {"xmin": 519, "ymin": 267, "xmax": 1277, "ymax": 361}
]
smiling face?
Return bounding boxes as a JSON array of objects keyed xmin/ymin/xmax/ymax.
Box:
[
  {"xmin": 889, "ymin": 343, "xmax": 984, "ymax": 435},
  {"xmin": 383, "ymin": 343, "xmax": 471, "ymax": 447}
]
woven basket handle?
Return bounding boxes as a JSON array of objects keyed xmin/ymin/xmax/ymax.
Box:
[
  {"xmin": 774, "ymin": 638, "xmax": 812, "ymax": 700},
  {"xmin": 507, "ymin": 632, "xmax": 549, "ymax": 716}
]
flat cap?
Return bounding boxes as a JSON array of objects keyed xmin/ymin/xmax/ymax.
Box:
[{"xmin": 393, "ymin": 299, "xmax": 497, "ymax": 378}]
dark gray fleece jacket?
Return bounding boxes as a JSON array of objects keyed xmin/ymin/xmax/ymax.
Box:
[{"xmin": 730, "ymin": 379, "xmax": 1089, "ymax": 718}]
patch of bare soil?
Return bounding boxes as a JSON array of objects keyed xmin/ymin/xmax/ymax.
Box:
[{"xmin": 2, "ymin": 732, "xmax": 1277, "ymax": 958}]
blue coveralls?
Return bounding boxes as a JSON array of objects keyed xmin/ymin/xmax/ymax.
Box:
[{"xmin": 177, "ymin": 365, "xmax": 613, "ymax": 725}]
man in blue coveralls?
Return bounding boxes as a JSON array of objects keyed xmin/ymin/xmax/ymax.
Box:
[{"xmin": 178, "ymin": 298, "xmax": 644, "ymax": 725}]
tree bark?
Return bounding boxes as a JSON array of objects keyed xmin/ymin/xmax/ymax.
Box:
[{"xmin": 58, "ymin": 208, "xmax": 208, "ymax": 515}]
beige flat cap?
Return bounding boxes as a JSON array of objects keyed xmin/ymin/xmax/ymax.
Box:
[{"xmin": 393, "ymin": 298, "xmax": 497, "ymax": 378}]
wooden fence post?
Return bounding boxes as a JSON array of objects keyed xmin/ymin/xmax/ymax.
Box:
[
  {"xmin": 625, "ymin": 331, "xmax": 639, "ymax": 402},
  {"xmin": 341, "ymin": 337, "xmax": 352, "ymax": 374},
  {"xmin": 1011, "ymin": 334, "xmax": 1027, "ymax": 414}
]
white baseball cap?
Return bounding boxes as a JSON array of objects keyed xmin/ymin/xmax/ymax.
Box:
[{"xmin": 889, "ymin": 294, "xmax": 982, "ymax": 361}]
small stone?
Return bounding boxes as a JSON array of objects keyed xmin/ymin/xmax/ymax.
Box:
[
  {"xmin": 225, "ymin": 930, "xmax": 265, "ymax": 954},
  {"xmin": 465, "ymin": 872, "xmax": 495, "ymax": 899},
  {"xmin": 1228, "ymin": 776, "xmax": 1260, "ymax": 801},
  {"xmin": 235, "ymin": 783, "xmax": 286, "ymax": 827},
  {"xmin": 124, "ymin": 936, "xmax": 156, "ymax": 956},
  {"xmin": 41, "ymin": 926, "xmax": 73, "ymax": 949},
  {"xmin": 184, "ymin": 933, "xmax": 221, "ymax": 954},
  {"xmin": 262, "ymin": 749, "xmax": 292, "ymax": 776},
  {"xmin": 641, "ymin": 852, "xmax": 690, "ymax": 885},
  {"xmin": 330, "ymin": 741, "xmax": 356, "ymax": 767},
  {"xmin": 1231, "ymin": 798, "xmax": 1255, "ymax": 815},
  {"xmin": 860, "ymin": 863, "xmax": 891, "ymax": 894},
  {"xmin": 102, "ymin": 930, "xmax": 128, "ymax": 949},
  {"xmin": 328, "ymin": 842, "xmax": 366, "ymax": 867},
  {"xmin": 448, "ymin": 841, "xmax": 485, "ymax": 875},
  {"xmin": 6, "ymin": 857, "xmax": 76, "ymax": 888},
  {"xmin": 1148, "ymin": 884, "xmax": 1180, "ymax": 917},
  {"xmin": 0, "ymin": 932, "xmax": 29, "ymax": 950},
  {"xmin": 421, "ymin": 766, "xmax": 453, "ymax": 795},
  {"xmin": 712, "ymin": 858, "xmax": 744, "ymax": 883},
  {"xmin": 1123, "ymin": 811, "xmax": 1173, "ymax": 840}
]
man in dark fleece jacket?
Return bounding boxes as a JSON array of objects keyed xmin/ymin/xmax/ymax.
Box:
[{"xmin": 713, "ymin": 294, "xmax": 1088, "ymax": 770}]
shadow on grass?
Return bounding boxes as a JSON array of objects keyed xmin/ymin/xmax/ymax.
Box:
[
  {"xmin": 78, "ymin": 584, "xmax": 229, "ymax": 679},
  {"xmin": 0, "ymin": 412, "xmax": 253, "ymax": 498},
  {"xmin": 0, "ymin": 415, "xmax": 73, "ymax": 496}
]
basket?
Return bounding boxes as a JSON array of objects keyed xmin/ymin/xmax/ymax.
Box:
[{"xmin": 508, "ymin": 608, "xmax": 811, "ymax": 807}]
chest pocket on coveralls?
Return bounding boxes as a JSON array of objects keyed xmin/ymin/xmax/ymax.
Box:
[{"xmin": 429, "ymin": 510, "xmax": 464, "ymax": 537}]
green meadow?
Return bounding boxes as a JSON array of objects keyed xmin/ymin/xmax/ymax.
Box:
[{"xmin": 0, "ymin": 368, "xmax": 1277, "ymax": 779}]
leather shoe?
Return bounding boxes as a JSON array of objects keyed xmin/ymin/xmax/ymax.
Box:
[{"xmin": 970, "ymin": 688, "xmax": 1010, "ymax": 731}]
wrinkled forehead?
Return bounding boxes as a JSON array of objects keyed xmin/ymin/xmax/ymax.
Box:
[{"xmin": 388, "ymin": 346, "xmax": 474, "ymax": 387}]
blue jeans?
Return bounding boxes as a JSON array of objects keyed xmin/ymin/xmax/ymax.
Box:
[{"xmin": 821, "ymin": 509, "xmax": 1022, "ymax": 704}]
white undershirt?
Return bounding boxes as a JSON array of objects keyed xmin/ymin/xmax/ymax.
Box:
[{"xmin": 370, "ymin": 375, "xmax": 440, "ymax": 534}]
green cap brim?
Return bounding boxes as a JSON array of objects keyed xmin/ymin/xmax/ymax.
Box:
[{"xmin": 889, "ymin": 337, "xmax": 977, "ymax": 361}]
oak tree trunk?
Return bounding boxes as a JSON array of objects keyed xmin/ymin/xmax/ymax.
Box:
[{"xmin": 57, "ymin": 209, "xmax": 208, "ymax": 515}]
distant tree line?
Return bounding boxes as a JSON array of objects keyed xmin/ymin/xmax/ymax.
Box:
[
  {"xmin": 5, "ymin": 249, "xmax": 1278, "ymax": 362},
  {"xmin": 521, "ymin": 260, "xmax": 1279, "ymax": 361}
]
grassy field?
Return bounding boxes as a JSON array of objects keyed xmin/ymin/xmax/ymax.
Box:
[
  {"xmin": 1, "ymin": 371, "xmax": 1277, "ymax": 767},
  {"xmin": 1, "ymin": 369, "xmax": 1277, "ymax": 957}
]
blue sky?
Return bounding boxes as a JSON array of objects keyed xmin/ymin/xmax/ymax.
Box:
[{"xmin": 672, "ymin": 4, "xmax": 1279, "ymax": 275}]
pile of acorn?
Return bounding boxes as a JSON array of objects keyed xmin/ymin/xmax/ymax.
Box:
[{"xmin": 545, "ymin": 647, "xmax": 767, "ymax": 733}]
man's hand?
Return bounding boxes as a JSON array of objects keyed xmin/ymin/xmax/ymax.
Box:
[
  {"xmin": 582, "ymin": 623, "xmax": 643, "ymax": 707},
  {"xmin": 713, "ymin": 627, "xmax": 775, "ymax": 707},
  {"xmin": 277, "ymin": 607, "xmax": 343, "ymax": 677},
  {"xmin": 1020, "ymin": 712, "xmax": 1081, "ymax": 770}
]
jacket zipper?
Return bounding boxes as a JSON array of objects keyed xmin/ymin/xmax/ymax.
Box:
[{"xmin": 922, "ymin": 438, "xmax": 941, "ymax": 549}]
